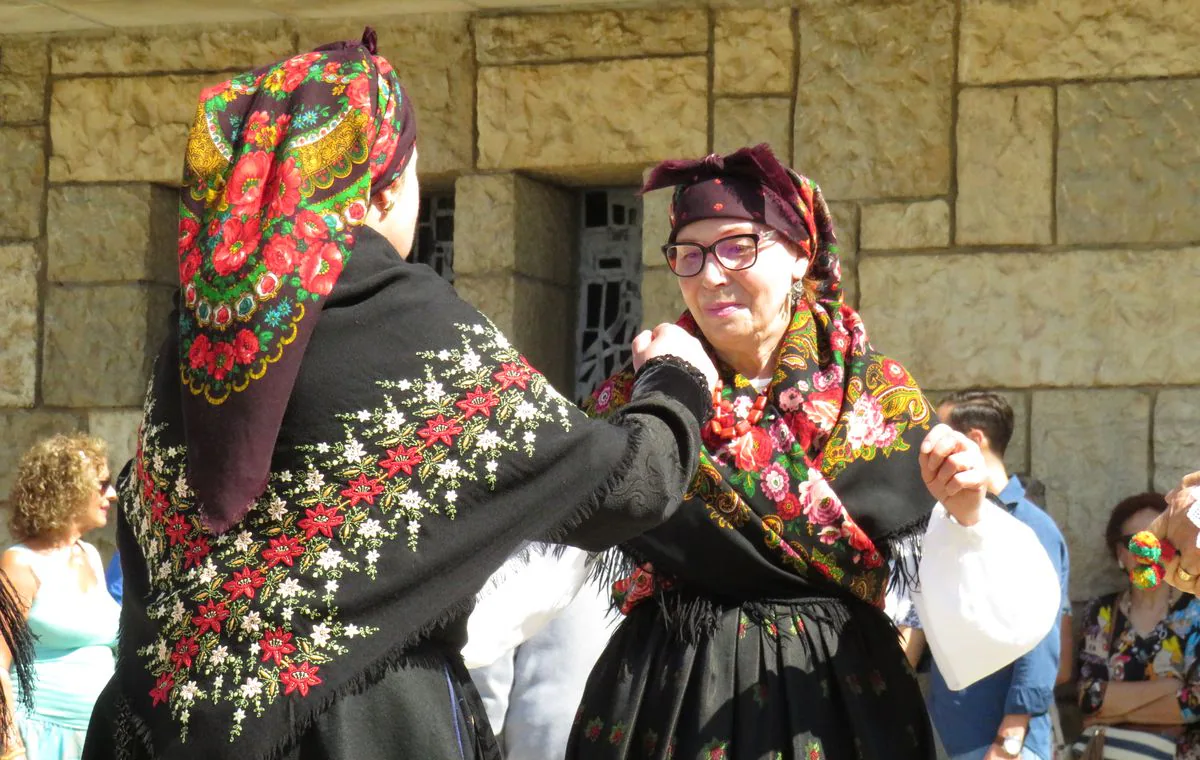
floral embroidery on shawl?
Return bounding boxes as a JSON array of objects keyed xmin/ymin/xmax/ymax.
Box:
[{"xmin": 132, "ymin": 322, "xmax": 573, "ymax": 742}]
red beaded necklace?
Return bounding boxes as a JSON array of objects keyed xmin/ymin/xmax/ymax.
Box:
[{"xmin": 707, "ymin": 380, "xmax": 768, "ymax": 441}]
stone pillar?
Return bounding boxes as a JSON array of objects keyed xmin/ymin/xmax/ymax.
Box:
[{"xmin": 454, "ymin": 173, "xmax": 578, "ymax": 392}]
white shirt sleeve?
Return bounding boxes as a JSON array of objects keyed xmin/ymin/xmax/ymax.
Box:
[
  {"xmin": 912, "ymin": 500, "xmax": 1061, "ymax": 691},
  {"xmin": 461, "ymin": 543, "xmax": 594, "ymax": 669}
]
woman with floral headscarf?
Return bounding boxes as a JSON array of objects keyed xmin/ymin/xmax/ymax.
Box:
[
  {"xmin": 80, "ymin": 31, "xmax": 719, "ymax": 760},
  {"xmin": 567, "ymin": 145, "xmax": 1057, "ymax": 760}
]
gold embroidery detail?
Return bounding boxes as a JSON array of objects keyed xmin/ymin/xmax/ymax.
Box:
[
  {"xmin": 296, "ymin": 110, "xmax": 370, "ymax": 179},
  {"xmin": 185, "ymin": 104, "xmax": 228, "ymax": 180}
]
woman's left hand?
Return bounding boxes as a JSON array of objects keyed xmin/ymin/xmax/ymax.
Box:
[{"xmin": 919, "ymin": 424, "xmax": 987, "ymax": 526}]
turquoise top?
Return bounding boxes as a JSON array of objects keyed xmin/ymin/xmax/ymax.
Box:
[{"xmin": 8, "ymin": 542, "xmax": 120, "ymax": 730}]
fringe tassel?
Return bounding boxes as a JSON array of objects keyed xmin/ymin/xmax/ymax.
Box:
[{"xmin": 882, "ymin": 513, "xmax": 928, "ymax": 600}]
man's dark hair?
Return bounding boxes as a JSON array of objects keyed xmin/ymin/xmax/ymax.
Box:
[{"xmin": 937, "ymin": 390, "xmax": 1015, "ymax": 457}]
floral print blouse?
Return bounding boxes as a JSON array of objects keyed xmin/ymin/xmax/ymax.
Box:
[{"xmin": 1078, "ymin": 590, "xmax": 1200, "ymax": 758}]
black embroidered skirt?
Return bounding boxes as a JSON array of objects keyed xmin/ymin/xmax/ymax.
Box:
[{"xmin": 566, "ymin": 595, "xmax": 934, "ymax": 760}]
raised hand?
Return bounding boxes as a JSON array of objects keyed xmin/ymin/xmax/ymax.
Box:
[
  {"xmin": 631, "ymin": 323, "xmax": 718, "ymax": 393},
  {"xmin": 919, "ymin": 424, "xmax": 988, "ymax": 526}
]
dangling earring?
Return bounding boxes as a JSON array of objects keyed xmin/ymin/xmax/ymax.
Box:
[{"xmin": 382, "ymin": 198, "xmax": 396, "ymax": 215}]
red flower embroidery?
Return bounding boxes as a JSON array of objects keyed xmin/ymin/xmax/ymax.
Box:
[
  {"xmin": 171, "ymin": 636, "xmax": 199, "ymax": 671},
  {"xmin": 345, "ymin": 75, "xmax": 371, "ymax": 112},
  {"xmin": 259, "ymin": 627, "xmax": 297, "ymax": 666},
  {"xmin": 417, "ymin": 415, "xmax": 463, "ymax": 448},
  {"xmin": 165, "ymin": 513, "xmax": 191, "ymax": 546},
  {"xmin": 187, "ymin": 334, "xmax": 212, "ymax": 371},
  {"xmin": 192, "ymin": 600, "xmax": 230, "ymax": 636},
  {"xmin": 492, "ymin": 362, "xmax": 532, "ymax": 391},
  {"xmin": 233, "ymin": 329, "xmax": 259, "ymax": 365},
  {"xmin": 455, "ymin": 386, "xmax": 500, "ymax": 419},
  {"xmin": 297, "ymin": 503, "xmax": 345, "ymax": 540},
  {"xmin": 222, "ymin": 567, "xmax": 266, "ymax": 601},
  {"xmin": 205, "ymin": 341, "xmax": 236, "ymax": 382},
  {"xmin": 842, "ymin": 519, "xmax": 875, "ymax": 553},
  {"xmin": 263, "ymin": 535, "xmax": 304, "ymax": 568},
  {"xmin": 280, "ymin": 662, "xmax": 323, "ymax": 697},
  {"xmin": 226, "ymin": 150, "xmax": 271, "ymax": 214},
  {"xmin": 379, "ymin": 445, "xmax": 423, "ymax": 478},
  {"xmin": 281, "ymin": 54, "xmax": 319, "ymax": 91},
  {"xmin": 149, "ymin": 490, "xmax": 170, "ymax": 522},
  {"xmin": 298, "ymin": 241, "xmax": 343, "ymax": 296},
  {"xmin": 829, "ymin": 330, "xmax": 850, "ymax": 353},
  {"xmin": 266, "ymin": 156, "xmax": 302, "ymax": 218},
  {"xmin": 294, "ymin": 209, "xmax": 328, "ymax": 242},
  {"xmin": 212, "ymin": 215, "xmax": 262, "ymax": 277},
  {"xmin": 182, "ymin": 535, "xmax": 210, "ymax": 569},
  {"xmin": 150, "ymin": 673, "xmax": 174, "ymax": 707},
  {"xmin": 341, "ymin": 474, "xmax": 385, "ymax": 507},
  {"xmin": 263, "ymin": 235, "xmax": 299, "ymax": 276},
  {"xmin": 881, "ymin": 358, "xmax": 908, "ymax": 384}
]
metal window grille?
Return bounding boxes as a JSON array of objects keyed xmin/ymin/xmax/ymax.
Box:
[
  {"xmin": 413, "ymin": 194, "xmax": 455, "ymax": 282},
  {"xmin": 574, "ymin": 189, "xmax": 643, "ymax": 402}
]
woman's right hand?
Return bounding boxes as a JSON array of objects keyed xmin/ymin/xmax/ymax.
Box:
[{"xmin": 631, "ymin": 323, "xmax": 718, "ymax": 393}]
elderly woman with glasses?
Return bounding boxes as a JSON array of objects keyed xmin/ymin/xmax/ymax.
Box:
[
  {"xmin": 568, "ymin": 145, "xmax": 1060, "ymax": 760},
  {"xmin": 0, "ymin": 434, "xmax": 120, "ymax": 760}
]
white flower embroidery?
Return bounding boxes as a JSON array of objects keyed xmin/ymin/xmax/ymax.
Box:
[
  {"xmin": 523, "ymin": 432, "xmax": 536, "ymax": 445},
  {"xmin": 242, "ymin": 611, "xmax": 263, "ymax": 633},
  {"xmin": 249, "ymin": 642, "xmax": 260, "ymax": 656},
  {"xmin": 317, "ymin": 548, "xmax": 342, "ymax": 571},
  {"xmin": 234, "ymin": 531, "xmax": 254, "ymax": 553},
  {"xmin": 278, "ymin": 578, "xmax": 303, "ymax": 598},
  {"xmin": 179, "ymin": 681, "xmax": 199, "ymax": 703},
  {"xmin": 233, "ymin": 708, "xmax": 246, "ymax": 723},
  {"xmin": 477, "ymin": 431, "xmax": 501, "ymax": 451},
  {"xmin": 175, "ymin": 475, "xmax": 192, "ymax": 499},
  {"xmin": 155, "ymin": 640, "xmax": 170, "ymax": 664},
  {"xmin": 460, "ymin": 351, "xmax": 481, "ymax": 372},
  {"xmin": 315, "ymin": 442, "xmax": 330, "ymax": 454},
  {"xmin": 358, "ymin": 519, "xmax": 382, "ymax": 538},
  {"xmin": 343, "ymin": 438, "xmax": 366, "ymax": 463},
  {"xmin": 366, "ymin": 549, "xmax": 380, "ymax": 564},
  {"xmin": 444, "ymin": 491, "xmax": 457, "ymax": 504},
  {"xmin": 486, "ymin": 460, "xmax": 498, "ymax": 474},
  {"xmin": 277, "ymin": 470, "xmax": 293, "ymax": 483},
  {"xmin": 399, "ymin": 491, "xmax": 422, "ymax": 510},
  {"xmin": 240, "ymin": 678, "xmax": 263, "ymax": 699},
  {"xmin": 345, "ymin": 624, "xmax": 361, "ymax": 638},
  {"xmin": 305, "ymin": 469, "xmax": 325, "ymax": 493},
  {"xmin": 311, "ymin": 623, "xmax": 331, "ymax": 648},
  {"xmin": 438, "ymin": 460, "xmax": 463, "ymax": 480},
  {"xmin": 397, "ymin": 379, "xmax": 412, "ymax": 391},
  {"xmin": 424, "ymin": 381, "xmax": 445, "ymax": 402},
  {"xmin": 268, "ymin": 496, "xmax": 288, "ymax": 521},
  {"xmin": 171, "ymin": 600, "xmax": 187, "ymax": 625},
  {"xmin": 407, "ymin": 521, "xmax": 421, "ymax": 537},
  {"xmin": 153, "ymin": 452, "xmax": 165, "ymax": 471},
  {"xmin": 198, "ymin": 562, "xmax": 217, "ymax": 585},
  {"xmin": 495, "ymin": 333, "xmax": 510, "ymax": 348},
  {"xmin": 437, "ymin": 350, "xmax": 452, "ymax": 361},
  {"xmin": 325, "ymin": 580, "xmax": 339, "ymax": 594},
  {"xmin": 356, "ymin": 410, "xmax": 372, "ymax": 422},
  {"xmin": 383, "ymin": 410, "xmax": 405, "ymax": 431},
  {"xmin": 210, "ymin": 646, "xmax": 229, "ymax": 666}
]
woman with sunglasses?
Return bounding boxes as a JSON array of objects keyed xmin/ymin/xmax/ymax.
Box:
[
  {"xmin": 0, "ymin": 434, "xmax": 120, "ymax": 760},
  {"xmin": 1076, "ymin": 492, "xmax": 1200, "ymax": 757},
  {"xmin": 569, "ymin": 144, "xmax": 1060, "ymax": 759}
]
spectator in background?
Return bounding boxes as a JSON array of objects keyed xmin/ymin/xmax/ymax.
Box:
[
  {"xmin": 1076, "ymin": 492, "xmax": 1200, "ymax": 757},
  {"xmin": 0, "ymin": 434, "xmax": 120, "ymax": 760},
  {"xmin": 906, "ymin": 391, "xmax": 1070, "ymax": 760}
]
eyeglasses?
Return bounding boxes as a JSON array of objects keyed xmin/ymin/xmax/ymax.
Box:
[{"xmin": 662, "ymin": 233, "xmax": 764, "ymax": 278}]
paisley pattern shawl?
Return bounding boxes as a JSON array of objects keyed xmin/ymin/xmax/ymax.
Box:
[
  {"xmin": 589, "ymin": 163, "xmax": 932, "ymax": 610},
  {"xmin": 111, "ymin": 229, "xmax": 640, "ymax": 759},
  {"xmin": 178, "ymin": 33, "xmax": 415, "ymax": 532}
]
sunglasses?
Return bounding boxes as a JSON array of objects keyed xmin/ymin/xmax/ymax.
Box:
[{"xmin": 98, "ymin": 477, "xmax": 113, "ymax": 494}]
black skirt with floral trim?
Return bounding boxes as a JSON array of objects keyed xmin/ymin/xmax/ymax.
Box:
[{"xmin": 566, "ymin": 592, "xmax": 934, "ymax": 760}]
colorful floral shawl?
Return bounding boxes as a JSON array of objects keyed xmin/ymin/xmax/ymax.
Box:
[
  {"xmin": 178, "ymin": 31, "xmax": 415, "ymax": 533},
  {"xmin": 589, "ymin": 162, "xmax": 933, "ymax": 614}
]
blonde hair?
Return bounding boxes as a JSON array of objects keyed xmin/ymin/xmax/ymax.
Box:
[{"xmin": 7, "ymin": 433, "xmax": 109, "ymax": 542}]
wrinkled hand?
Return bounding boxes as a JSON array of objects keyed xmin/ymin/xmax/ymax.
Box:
[
  {"xmin": 1148, "ymin": 470, "xmax": 1200, "ymax": 592},
  {"xmin": 919, "ymin": 424, "xmax": 988, "ymax": 526},
  {"xmin": 632, "ymin": 323, "xmax": 718, "ymax": 393}
]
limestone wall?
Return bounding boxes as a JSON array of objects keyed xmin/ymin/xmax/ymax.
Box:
[{"xmin": 0, "ymin": 1, "xmax": 1197, "ymax": 600}]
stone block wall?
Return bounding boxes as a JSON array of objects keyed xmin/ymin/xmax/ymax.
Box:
[{"xmin": 0, "ymin": 1, "xmax": 1197, "ymax": 602}]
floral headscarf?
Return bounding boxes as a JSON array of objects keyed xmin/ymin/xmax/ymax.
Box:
[{"xmin": 177, "ymin": 29, "xmax": 416, "ymax": 532}]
